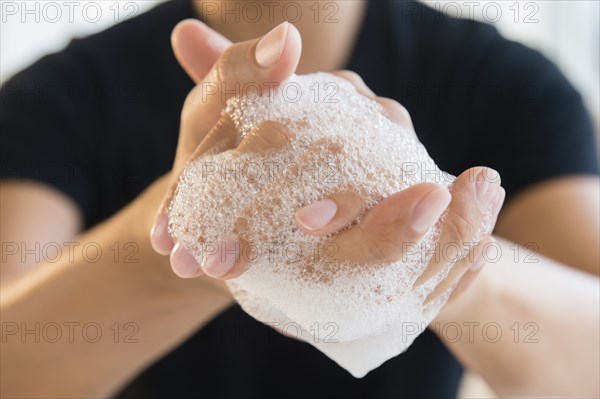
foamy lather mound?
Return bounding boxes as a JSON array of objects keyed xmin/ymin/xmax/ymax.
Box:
[{"xmin": 169, "ymin": 73, "xmax": 491, "ymax": 377}]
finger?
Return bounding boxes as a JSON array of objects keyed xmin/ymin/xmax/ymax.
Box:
[
  {"xmin": 489, "ymin": 187, "xmax": 506, "ymax": 232},
  {"xmin": 170, "ymin": 242, "xmax": 204, "ymax": 278},
  {"xmin": 295, "ymin": 192, "xmax": 364, "ymax": 234},
  {"xmin": 192, "ymin": 113, "xmax": 239, "ymax": 157},
  {"xmin": 171, "ymin": 235, "xmax": 249, "ymax": 280},
  {"xmin": 215, "ymin": 185, "xmax": 449, "ymax": 279},
  {"xmin": 424, "ymin": 186, "xmax": 504, "ymax": 303},
  {"xmin": 150, "ymin": 212, "xmax": 175, "ymax": 255},
  {"xmin": 152, "ymin": 22, "xmax": 302, "ymax": 256},
  {"xmin": 281, "ymin": 138, "xmax": 364, "ymax": 235},
  {"xmin": 326, "ymin": 183, "xmax": 452, "ymax": 264},
  {"xmin": 202, "ymin": 134, "xmax": 354, "ymax": 279},
  {"xmin": 377, "ymin": 97, "xmax": 413, "ymax": 127},
  {"xmin": 413, "ymin": 167, "xmax": 502, "ymax": 288},
  {"xmin": 171, "ymin": 19, "xmax": 232, "ymax": 84},
  {"xmin": 192, "ymin": 121, "xmax": 293, "ymax": 279},
  {"xmin": 331, "ymin": 70, "xmax": 412, "ymax": 127},
  {"xmin": 176, "ymin": 121, "xmax": 293, "ymax": 279},
  {"xmin": 436, "ymin": 189, "xmax": 504, "ymax": 301},
  {"xmin": 203, "ymin": 238, "xmax": 251, "ymax": 280},
  {"xmin": 175, "ymin": 20, "xmax": 301, "ymax": 173},
  {"xmin": 150, "ymin": 114, "xmax": 238, "ymax": 255},
  {"xmin": 424, "ymin": 236, "xmax": 495, "ymax": 304},
  {"xmin": 331, "ymin": 70, "xmax": 375, "ymax": 97}
]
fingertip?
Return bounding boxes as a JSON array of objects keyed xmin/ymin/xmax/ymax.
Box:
[
  {"xmin": 294, "ymin": 191, "xmax": 364, "ymax": 236},
  {"xmin": 295, "ymin": 199, "xmax": 338, "ymax": 231},
  {"xmin": 284, "ymin": 22, "xmax": 302, "ymax": 63},
  {"xmin": 172, "ymin": 19, "xmax": 230, "ymax": 51},
  {"xmin": 410, "ymin": 185, "xmax": 452, "ymax": 234},
  {"xmin": 171, "ymin": 18, "xmax": 231, "ymax": 83},
  {"xmin": 170, "ymin": 242, "xmax": 203, "ymax": 278},
  {"xmin": 150, "ymin": 212, "xmax": 175, "ymax": 255},
  {"xmin": 281, "ymin": 22, "xmax": 302, "ymax": 77},
  {"xmin": 253, "ymin": 21, "xmax": 301, "ymax": 80},
  {"xmin": 202, "ymin": 238, "xmax": 241, "ymax": 279},
  {"xmin": 332, "ymin": 70, "xmax": 376, "ymax": 98}
]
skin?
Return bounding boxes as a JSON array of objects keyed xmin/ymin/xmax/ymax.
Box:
[{"xmin": 1, "ymin": 2, "xmax": 598, "ymax": 397}]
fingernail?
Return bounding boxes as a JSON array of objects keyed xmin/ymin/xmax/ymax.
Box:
[
  {"xmin": 255, "ymin": 21, "xmax": 288, "ymax": 68},
  {"xmin": 475, "ymin": 168, "xmax": 500, "ymax": 212},
  {"xmin": 170, "ymin": 243, "xmax": 202, "ymax": 278},
  {"xmin": 295, "ymin": 199, "xmax": 337, "ymax": 231},
  {"xmin": 470, "ymin": 253, "xmax": 486, "ymax": 272},
  {"xmin": 151, "ymin": 212, "xmax": 174, "ymax": 254},
  {"xmin": 411, "ymin": 188, "xmax": 452, "ymax": 233},
  {"xmin": 202, "ymin": 239, "xmax": 239, "ymax": 278}
]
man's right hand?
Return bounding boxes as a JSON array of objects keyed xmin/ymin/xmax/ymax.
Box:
[{"xmin": 150, "ymin": 20, "xmax": 303, "ymax": 277}]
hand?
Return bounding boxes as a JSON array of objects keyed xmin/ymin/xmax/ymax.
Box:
[
  {"xmin": 189, "ymin": 68, "xmax": 505, "ymax": 308},
  {"xmin": 294, "ymin": 72, "xmax": 505, "ymax": 304},
  {"xmin": 149, "ymin": 20, "xmax": 302, "ymax": 276},
  {"xmin": 292, "ymin": 72, "xmax": 506, "ymax": 305}
]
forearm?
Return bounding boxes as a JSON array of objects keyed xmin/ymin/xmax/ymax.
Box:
[
  {"xmin": 1, "ymin": 183, "xmax": 234, "ymax": 398},
  {"xmin": 435, "ymin": 237, "xmax": 600, "ymax": 397}
]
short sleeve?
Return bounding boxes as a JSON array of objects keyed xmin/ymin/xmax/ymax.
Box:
[
  {"xmin": 0, "ymin": 49, "xmax": 100, "ymax": 225},
  {"xmin": 469, "ymin": 37, "xmax": 599, "ymax": 199}
]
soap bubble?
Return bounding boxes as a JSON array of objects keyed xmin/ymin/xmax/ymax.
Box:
[{"xmin": 169, "ymin": 73, "xmax": 488, "ymax": 377}]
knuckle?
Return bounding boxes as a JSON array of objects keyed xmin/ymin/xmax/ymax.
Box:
[
  {"xmin": 336, "ymin": 69, "xmax": 361, "ymax": 83},
  {"xmin": 378, "ymin": 98, "xmax": 412, "ymax": 126},
  {"xmin": 181, "ymin": 85, "xmax": 202, "ymax": 119},
  {"xmin": 250, "ymin": 120, "xmax": 292, "ymax": 150},
  {"xmin": 215, "ymin": 45, "xmax": 234, "ymax": 83},
  {"xmin": 444, "ymin": 209, "xmax": 475, "ymax": 248},
  {"xmin": 255, "ymin": 120, "xmax": 289, "ymax": 136}
]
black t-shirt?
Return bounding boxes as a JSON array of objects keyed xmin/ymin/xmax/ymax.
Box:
[{"xmin": 1, "ymin": 1, "xmax": 598, "ymax": 398}]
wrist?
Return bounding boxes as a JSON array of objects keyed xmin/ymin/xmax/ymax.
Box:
[{"xmin": 114, "ymin": 175, "xmax": 233, "ymax": 299}]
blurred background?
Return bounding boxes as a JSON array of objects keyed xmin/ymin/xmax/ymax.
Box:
[
  {"xmin": 2, "ymin": 0, "xmax": 599, "ymax": 131},
  {"xmin": 1, "ymin": 1, "xmax": 598, "ymax": 397}
]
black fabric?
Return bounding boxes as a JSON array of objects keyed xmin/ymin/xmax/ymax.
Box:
[{"xmin": 1, "ymin": 1, "xmax": 598, "ymax": 398}]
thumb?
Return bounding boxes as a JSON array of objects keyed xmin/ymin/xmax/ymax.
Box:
[
  {"xmin": 151, "ymin": 22, "xmax": 301, "ymax": 257},
  {"xmin": 171, "ymin": 19, "xmax": 232, "ymax": 84},
  {"xmin": 325, "ymin": 183, "xmax": 452, "ymax": 265},
  {"xmin": 175, "ymin": 21, "xmax": 302, "ymax": 172}
]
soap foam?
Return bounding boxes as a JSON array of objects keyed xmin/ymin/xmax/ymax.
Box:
[{"xmin": 168, "ymin": 73, "xmax": 492, "ymax": 377}]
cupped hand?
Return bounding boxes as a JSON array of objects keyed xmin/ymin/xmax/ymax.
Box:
[
  {"xmin": 189, "ymin": 68, "xmax": 505, "ymax": 308},
  {"xmin": 149, "ymin": 20, "xmax": 302, "ymax": 274},
  {"xmin": 292, "ymin": 71, "xmax": 506, "ymax": 304},
  {"xmin": 154, "ymin": 20, "xmax": 505, "ymax": 307}
]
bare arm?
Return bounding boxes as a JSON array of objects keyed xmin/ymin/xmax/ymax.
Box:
[
  {"xmin": 495, "ymin": 176, "xmax": 599, "ymax": 275},
  {"xmin": 0, "ymin": 177, "xmax": 233, "ymax": 398},
  {"xmin": 1, "ymin": 21, "xmax": 303, "ymax": 398},
  {"xmin": 1, "ymin": 182, "xmax": 82, "ymax": 288},
  {"xmin": 435, "ymin": 176, "xmax": 600, "ymax": 397}
]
